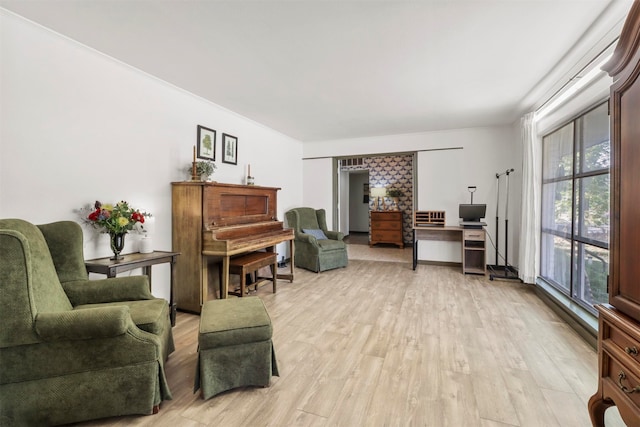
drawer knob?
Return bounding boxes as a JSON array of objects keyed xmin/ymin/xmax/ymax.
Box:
[
  {"xmin": 625, "ymin": 346, "xmax": 639, "ymax": 356},
  {"xmin": 618, "ymin": 371, "xmax": 640, "ymax": 394}
]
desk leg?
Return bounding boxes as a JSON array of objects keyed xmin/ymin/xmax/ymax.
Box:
[
  {"xmin": 276, "ymin": 240, "xmax": 295, "ymax": 282},
  {"xmin": 143, "ymin": 266, "xmax": 152, "ymax": 292},
  {"xmin": 290, "ymin": 240, "xmax": 295, "ymax": 281},
  {"xmin": 413, "ymin": 229, "xmax": 417, "ymax": 270},
  {"xmin": 169, "ymin": 258, "xmax": 177, "ymax": 326}
]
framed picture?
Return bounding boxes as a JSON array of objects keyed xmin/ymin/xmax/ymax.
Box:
[
  {"xmin": 222, "ymin": 133, "xmax": 238, "ymax": 165},
  {"xmin": 197, "ymin": 125, "xmax": 216, "ymax": 160}
]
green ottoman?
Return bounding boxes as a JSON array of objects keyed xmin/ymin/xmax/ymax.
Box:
[{"xmin": 194, "ymin": 297, "xmax": 279, "ymax": 400}]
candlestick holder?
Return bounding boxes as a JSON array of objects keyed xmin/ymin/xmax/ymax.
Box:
[
  {"xmin": 247, "ymin": 175, "xmax": 255, "ymax": 185},
  {"xmin": 191, "ymin": 162, "xmax": 199, "ymax": 181}
]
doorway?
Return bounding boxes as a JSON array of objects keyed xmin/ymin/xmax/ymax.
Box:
[
  {"xmin": 338, "ymin": 169, "xmax": 370, "ymax": 237},
  {"xmin": 335, "ymin": 154, "xmax": 415, "ymax": 246},
  {"xmin": 346, "ymin": 171, "xmax": 370, "ymax": 244}
]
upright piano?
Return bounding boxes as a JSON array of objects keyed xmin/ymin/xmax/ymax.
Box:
[{"xmin": 171, "ymin": 182, "xmax": 294, "ymax": 313}]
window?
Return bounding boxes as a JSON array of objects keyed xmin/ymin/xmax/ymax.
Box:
[{"xmin": 540, "ymin": 102, "xmax": 610, "ymax": 312}]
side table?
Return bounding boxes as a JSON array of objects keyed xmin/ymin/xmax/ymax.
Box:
[{"xmin": 85, "ymin": 251, "xmax": 180, "ymax": 326}]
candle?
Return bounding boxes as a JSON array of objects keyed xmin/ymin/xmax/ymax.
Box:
[
  {"xmin": 193, "ymin": 146, "xmax": 196, "ymax": 163},
  {"xmin": 248, "ymin": 164, "xmax": 251, "ymax": 176}
]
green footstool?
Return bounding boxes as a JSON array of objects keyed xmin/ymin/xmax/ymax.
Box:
[{"xmin": 194, "ymin": 297, "xmax": 279, "ymax": 400}]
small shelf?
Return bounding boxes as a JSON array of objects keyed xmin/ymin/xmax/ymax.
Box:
[
  {"xmin": 414, "ymin": 210, "xmax": 446, "ymax": 227},
  {"xmin": 462, "ymin": 229, "xmax": 486, "ymax": 275}
]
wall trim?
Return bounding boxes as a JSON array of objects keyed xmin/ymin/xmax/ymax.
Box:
[{"xmin": 535, "ymin": 278, "xmax": 598, "ymax": 349}]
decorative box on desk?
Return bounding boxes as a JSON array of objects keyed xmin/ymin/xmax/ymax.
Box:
[
  {"xmin": 370, "ymin": 211, "xmax": 404, "ymax": 248},
  {"xmin": 414, "ymin": 210, "xmax": 446, "ymax": 227}
]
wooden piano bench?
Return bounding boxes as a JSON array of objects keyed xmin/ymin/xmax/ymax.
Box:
[{"xmin": 222, "ymin": 251, "xmax": 278, "ymax": 297}]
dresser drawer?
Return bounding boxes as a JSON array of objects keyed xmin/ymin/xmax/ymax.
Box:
[
  {"xmin": 463, "ymin": 229, "xmax": 485, "ymax": 241},
  {"xmin": 606, "ymin": 355, "xmax": 640, "ymax": 407},
  {"xmin": 371, "ymin": 230, "xmax": 402, "ymax": 241},
  {"xmin": 371, "ymin": 220, "xmax": 402, "ymax": 231},
  {"xmin": 371, "ymin": 211, "xmax": 402, "ymax": 221},
  {"xmin": 610, "ymin": 326, "xmax": 640, "ymax": 363}
]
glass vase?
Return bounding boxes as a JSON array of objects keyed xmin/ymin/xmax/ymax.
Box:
[{"xmin": 109, "ymin": 232, "xmax": 126, "ymax": 260}]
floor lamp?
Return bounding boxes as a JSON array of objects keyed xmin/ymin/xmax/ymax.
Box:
[{"xmin": 489, "ymin": 168, "xmax": 520, "ymax": 281}]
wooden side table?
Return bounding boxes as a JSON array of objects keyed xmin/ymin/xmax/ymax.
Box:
[{"xmin": 85, "ymin": 251, "xmax": 180, "ymax": 326}]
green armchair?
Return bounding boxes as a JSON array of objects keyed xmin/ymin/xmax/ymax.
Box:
[
  {"xmin": 285, "ymin": 208, "xmax": 348, "ymax": 273},
  {"xmin": 0, "ymin": 219, "xmax": 174, "ymax": 425}
]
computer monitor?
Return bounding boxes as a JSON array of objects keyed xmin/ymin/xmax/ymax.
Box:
[{"xmin": 459, "ymin": 204, "xmax": 486, "ymax": 222}]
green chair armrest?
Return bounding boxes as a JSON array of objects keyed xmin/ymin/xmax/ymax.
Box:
[
  {"xmin": 296, "ymin": 232, "xmax": 320, "ymax": 247},
  {"xmin": 63, "ymin": 276, "xmax": 154, "ymax": 305},
  {"xmin": 35, "ymin": 306, "xmax": 132, "ymax": 341},
  {"xmin": 324, "ymin": 230, "xmax": 344, "ymax": 241}
]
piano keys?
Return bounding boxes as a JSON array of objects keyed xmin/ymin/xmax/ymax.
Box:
[{"xmin": 172, "ymin": 182, "xmax": 294, "ymax": 313}]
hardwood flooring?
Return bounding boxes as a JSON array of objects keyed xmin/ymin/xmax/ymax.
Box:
[{"xmin": 74, "ymin": 249, "xmax": 625, "ymax": 426}]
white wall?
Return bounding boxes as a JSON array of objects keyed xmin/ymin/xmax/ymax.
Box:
[
  {"xmin": 302, "ymin": 126, "xmax": 520, "ymax": 266},
  {"xmin": 0, "ymin": 10, "xmax": 303, "ymax": 301},
  {"xmin": 301, "ymin": 157, "xmax": 334, "ymax": 223}
]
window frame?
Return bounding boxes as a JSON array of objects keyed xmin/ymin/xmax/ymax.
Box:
[{"xmin": 539, "ymin": 100, "xmax": 610, "ymax": 314}]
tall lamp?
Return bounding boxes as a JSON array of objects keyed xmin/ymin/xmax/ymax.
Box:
[{"xmin": 371, "ymin": 187, "xmax": 387, "ymax": 211}]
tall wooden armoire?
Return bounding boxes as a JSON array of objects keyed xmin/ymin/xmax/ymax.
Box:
[{"xmin": 589, "ymin": 3, "xmax": 640, "ymax": 426}]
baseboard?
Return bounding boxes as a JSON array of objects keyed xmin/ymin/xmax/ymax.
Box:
[
  {"xmin": 415, "ymin": 260, "xmax": 461, "ymax": 268},
  {"xmin": 535, "ymin": 279, "xmax": 598, "ymax": 349}
]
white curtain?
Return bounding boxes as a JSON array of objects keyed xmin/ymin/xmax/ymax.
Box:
[{"xmin": 518, "ymin": 112, "xmax": 541, "ymax": 283}]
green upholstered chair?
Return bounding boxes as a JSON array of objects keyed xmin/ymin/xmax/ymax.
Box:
[
  {"xmin": 285, "ymin": 207, "xmax": 348, "ymax": 273},
  {"xmin": 0, "ymin": 219, "xmax": 174, "ymax": 426}
]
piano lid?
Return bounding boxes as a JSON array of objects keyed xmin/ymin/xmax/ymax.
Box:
[{"xmin": 202, "ymin": 182, "xmax": 281, "ymax": 229}]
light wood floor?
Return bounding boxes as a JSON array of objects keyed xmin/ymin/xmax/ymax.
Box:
[{"xmin": 75, "ymin": 247, "xmax": 626, "ymax": 426}]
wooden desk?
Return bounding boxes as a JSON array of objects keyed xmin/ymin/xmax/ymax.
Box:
[
  {"xmin": 413, "ymin": 226, "xmax": 486, "ymax": 274},
  {"xmin": 413, "ymin": 226, "xmax": 462, "ymax": 270},
  {"xmin": 85, "ymin": 251, "xmax": 180, "ymax": 326}
]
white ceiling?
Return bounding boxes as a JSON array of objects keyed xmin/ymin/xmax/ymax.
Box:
[{"xmin": 0, "ymin": 1, "xmax": 633, "ymax": 142}]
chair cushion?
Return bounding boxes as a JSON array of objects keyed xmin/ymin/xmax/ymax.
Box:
[
  {"xmin": 318, "ymin": 239, "xmax": 346, "ymax": 251},
  {"xmin": 75, "ymin": 299, "xmax": 169, "ymax": 335},
  {"xmin": 303, "ymin": 228, "xmax": 328, "ymax": 240},
  {"xmin": 199, "ymin": 297, "xmax": 272, "ymax": 349}
]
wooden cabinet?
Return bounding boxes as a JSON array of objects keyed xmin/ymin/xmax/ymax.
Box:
[
  {"xmin": 462, "ymin": 228, "xmax": 486, "ymax": 275},
  {"xmin": 370, "ymin": 211, "xmax": 404, "ymax": 248},
  {"xmin": 589, "ymin": 4, "xmax": 640, "ymax": 426},
  {"xmin": 591, "ymin": 305, "xmax": 640, "ymax": 425}
]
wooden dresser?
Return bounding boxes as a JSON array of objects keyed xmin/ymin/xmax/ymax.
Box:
[
  {"xmin": 589, "ymin": 3, "xmax": 640, "ymax": 426},
  {"xmin": 370, "ymin": 211, "xmax": 404, "ymax": 248}
]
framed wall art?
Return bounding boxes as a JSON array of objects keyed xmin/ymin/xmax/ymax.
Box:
[
  {"xmin": 197, "ymin": 125, "xmax": 216, "ymax": 160},
  {"xmin": 222, "ymin": 133, "xmax": 238, "ymax": 165}
]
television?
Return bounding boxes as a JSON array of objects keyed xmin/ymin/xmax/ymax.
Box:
[{"xmin": 459, "ymin": 204, "xmax": 486, "ymax": 222}]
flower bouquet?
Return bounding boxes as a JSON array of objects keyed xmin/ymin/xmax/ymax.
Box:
[{"xmin": 84, "ymin": 201, "xmax": 149, "ymax": 260}]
